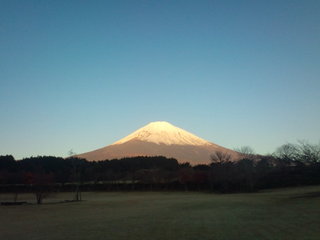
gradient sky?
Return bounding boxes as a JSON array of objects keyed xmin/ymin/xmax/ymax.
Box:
[{"xmin": 1, "ymin": 0, "xmax": 319, "ymax": 159}]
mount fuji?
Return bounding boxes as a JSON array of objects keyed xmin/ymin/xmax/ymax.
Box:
[{"xmin": 76, "ymin": 121, "xmax": 241, "ymax": 165}]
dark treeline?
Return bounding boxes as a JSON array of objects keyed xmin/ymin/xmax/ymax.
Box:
[
  {"xmin": 0, "ymin": 155, "xmax": 179, "ymax": 186},
  {"xmin": 0, "ymin": 141, "xmax": 319, "ymax": 193}
]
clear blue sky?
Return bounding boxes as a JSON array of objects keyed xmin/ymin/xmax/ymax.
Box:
[{"xmin": 1, "ymin": 0, "xmax": 319, "ymax": 159}]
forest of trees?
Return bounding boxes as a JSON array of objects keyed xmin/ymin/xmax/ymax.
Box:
[{"xmin": 0, "ymin": 141, "xmax": 319, "ymax": 197}]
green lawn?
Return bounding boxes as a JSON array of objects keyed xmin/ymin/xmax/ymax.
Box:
[{"xmin": 1, "ymin": 186, "xmax": 320, "ymax": 240}]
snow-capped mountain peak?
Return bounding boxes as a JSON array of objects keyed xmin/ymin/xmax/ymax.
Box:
[
  {"xmin": 112, "ymin": 121, "xmax": 211, "ymax": 146},
  {"xmin": 76, "ymin": 121, "xmax": 241, "ymax": 164}
]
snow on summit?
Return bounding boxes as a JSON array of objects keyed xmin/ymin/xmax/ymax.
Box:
[{"xmin": 112, "ymin": 121, "xmax": 211, "ymax": 146}]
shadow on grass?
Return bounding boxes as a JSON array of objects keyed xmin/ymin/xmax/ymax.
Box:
[
  {"xmin": 0, "ymin": 201, "xmax": 27, "ymax": 205},
  {"xmin": 291, "ymin": 191, "xmax": 320, "ymax": 199},
  {"xmin": 1, "ymin": 200, "xmax": 83, "ymax": 206}
]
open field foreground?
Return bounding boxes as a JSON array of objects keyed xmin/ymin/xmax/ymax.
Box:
[{"xmin": 1, "ymin": 186, "xmax": 320, "ymax": 240}]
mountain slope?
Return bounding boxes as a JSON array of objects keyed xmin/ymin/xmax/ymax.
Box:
[{"xmin": 76, "ymin": 121, "xmax": 241, "ymax": 165}]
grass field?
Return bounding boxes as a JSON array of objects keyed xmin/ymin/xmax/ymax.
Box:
[{"xmin": 1, "ymin": 186, "xmax": 320, "ymax": 240}]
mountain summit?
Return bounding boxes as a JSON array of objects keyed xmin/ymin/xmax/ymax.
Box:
[
  {"xmin": 76, "ymin": 121, "xmax": 241, "ymax": 165},
  {"xmin": 112, "ymin": 121, "xmax": 210, "ymax": 146}
]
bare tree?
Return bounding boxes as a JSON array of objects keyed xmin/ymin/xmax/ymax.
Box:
[
  {"xmin": 274, "ymin": 141, "xmax": 320, "ymax": 163},
  {"xmin": 210, "ymin": 151, "xmax": 231, "ymax": 164},
  {"xmin": 235, "ymin": 146, "xmax": 255, "ymax": 155},
  {"xmin": 274, "ymin": 143, "xmax": 299, "ymax": 161},
  {"xmin": 234, "ymin": 146, "xmax": 257, "ymax": 161},
  {"xmin": 296, "ymin": 140, "xmax": 320, "ymax": 163},
  {"xmin": 68, "ymin": 150, "xmax": 82, "ymax": 201},
  {"xmin": 209, "ymin": 151, "xmax": 234, "ymax": 192},
  {"xmin": 32, "ymin": 172, "xmax": 54, "ymax": 204}
]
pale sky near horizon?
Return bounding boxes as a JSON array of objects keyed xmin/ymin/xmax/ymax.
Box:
[{"xmin": 1, "ymin": 0, "xmax": 319, "ymax": 159}]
